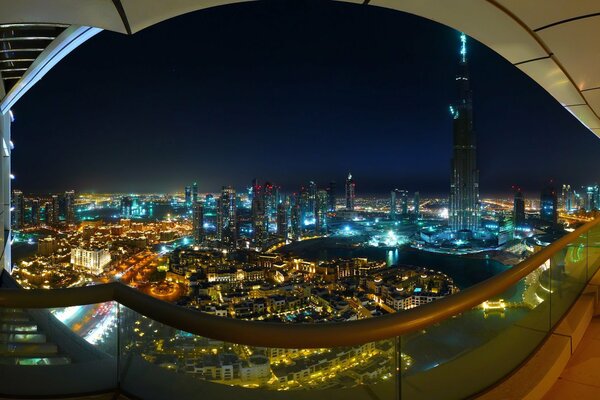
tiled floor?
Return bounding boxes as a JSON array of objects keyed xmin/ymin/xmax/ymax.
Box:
[{"xmin": 544, "ymin": 317, "xmax": 600, "ymax": 399}]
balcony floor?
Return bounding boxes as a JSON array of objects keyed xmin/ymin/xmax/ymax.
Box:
[{"xmin": 544, "ymin": 317, "xmax": 600, "ymax": 399}]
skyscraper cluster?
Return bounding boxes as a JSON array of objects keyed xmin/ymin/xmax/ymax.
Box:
[{"xmin": 11, "ymin": 189, "xmax": 76, "ymax": 229}]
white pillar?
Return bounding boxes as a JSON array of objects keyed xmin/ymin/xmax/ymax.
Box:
[{"xmin": 0, "ymin": 109, "xmax": 10, "ymax": 273}]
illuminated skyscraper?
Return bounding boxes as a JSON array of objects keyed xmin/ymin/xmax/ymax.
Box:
[
  {"xmin": 449, "ymin": 33, "xmax": 480, "ymax": 232},
  {"xmin": 561, "ymin": 184, "xmax": 574, "ymax": 212},
  {"xmin": 327, "ymin": 181, "xmax": 336, "ymax": 212},
  {"xmin": 390, "ymin": 190, "xmax": 397, "ymax": 220},
  {"xmin": 584, "ymin": 185, "xmax": 598, "ymax": 211},
  {"xmin": 308, "ymin": 181, "xmax": 317, "ymax": 217},
  {"xmin": 540, "ymin": 182, "xmax": 558, "ymax": 224},
  {"xmin": 251, "ymin": 180, "xmax": 267, "ymax": 247},
  {"xmin": 217, "ymin": 186, "xmax": 237, "ymax": 247},
  {"xmin": 345, "ymin": 173, "xmax": 355, "ymax": 211},
  {"xmin": 276, "ymin": 199, "xmax": 288, "ymax": 238},
  {"xmin": 121, "ymin": 196, "xmax": 133, "ymax": 217},
  {"xmin": 31, "ymin": 198, "xmax": 40, "ymax": 226},
  {"xmin": 399, "ymin": 190, "xmax": 409, "ymax": 215},
  {"xmin": 192, "ymin": 182, "xmax": 198, "ymax": 204},
  {"xmin": 290, "ymin": 197, "xmax": 301, "ymax": 240},
  {"xmin": 315, "ymin": 190, "xmax": 328, "ymax": 234},
  {"xmin": 192, "ymin": 202, "xmax": 204, "ymax": 244},
  {"xmin": 513, "ymin": 187, "xmax": 525, "ymax": 228},
  {"xmin": 11, "ymin": 189, "xmax": 23, "ymax": 229},
  {"xmin": 64, "ymin": 190, "xmax": 75, "ymax": 224},
  {"xmin": 184, "ymin": 185, "xmax": 191, "ymax": 207},
  {"xmin": 51, "ymin": 194, "xmax": 60, "ymax": 226},
  {"xmin": 413, "ymin": 191, "xmax": 420, "ymax": 218}
]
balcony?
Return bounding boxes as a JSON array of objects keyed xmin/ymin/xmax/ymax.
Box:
[
  {"xmin": 1, "ymin": 2, "xmax": 600, "ymax": 399},
  {"xmin": 0, "ymin": 218, "xmax": 598, "ymax": 399}
]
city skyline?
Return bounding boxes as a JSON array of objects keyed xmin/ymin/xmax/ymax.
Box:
[{"xmin": 9, "ymin": 1, "xmax": 600, "ymax": 194}]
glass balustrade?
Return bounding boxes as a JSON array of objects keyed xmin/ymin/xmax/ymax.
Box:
[{"xmin": 1, "ymin": 223, "xmax": 599, "ymax": 399}]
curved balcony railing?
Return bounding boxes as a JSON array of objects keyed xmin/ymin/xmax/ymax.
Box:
[{"xmin": 1, "ymin": 217, "xmax": 599, "ymax": 399}]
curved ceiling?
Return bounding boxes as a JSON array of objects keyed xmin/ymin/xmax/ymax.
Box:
[{"xmin": 0, "ymin": 0, "xmax": 599, "ymax": 137}]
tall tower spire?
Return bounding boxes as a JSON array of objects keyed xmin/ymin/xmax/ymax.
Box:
[
  {"xmin": 460, "ymin": 32, "xmax": 467, "ymax": 64},
  {"xmin": 449, "ymin": 32, "xmax": 480, "ymax": 233}
]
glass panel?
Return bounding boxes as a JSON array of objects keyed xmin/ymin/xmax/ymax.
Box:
[
  {"xmin": 587, "ymin": 224, "xmax": 600, "ymax": 277},
  {"xmin": 400, "ymin": 261, "xmax": 551, "ymax": 399},
  {"xmin": 0, "ymin": 302, "xmax": 118, "ymax": 396},
  {"xmin": 549, "ymin": 233, "xmax": 588, "ymax": 326},
  {"xmin": 118, "ymin": 305, "xmax": 397, "ymax": 400}
]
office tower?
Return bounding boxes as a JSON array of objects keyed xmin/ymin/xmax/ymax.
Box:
[
  {"xmin": 121, "ymin": 196, "xmax": 133, "ymax": 217},
  {"xmin": 31, "ymin": 199, "xmax": 40, "ymax": 226},
  {"xmin": 290, "ymin": 198, "xmax": 301, "ymax": 240},
  {"xmin": 497, "ymin": 215, "xmax": 514, "ymax": 246},
  {"xmin": 276, "ymin": 199, "xmax": 288, "ymax": 238},
  {"xmin": 11, "ymin": 189, "xmax": 24, "ymax": 229},
  {"xmin": 251, "ymin": 180, "xmax": 267, "ymax": 247},
  {"xmin": 345, "ymin": 173, "xmax": 355, "ymax": 211},
  {"xmin": 192, "ymin": 182, "xmax": 198, "ymax": 204},
  {"xmin": 390, "ymin": 190, "xmax": 397, "ymax": 220},
  {"xmin": 308, "ymin": 181, "xmax": 317, "ymax": 217},
  {"xmin": 584, "ymin": 185, "xmax": 598, "ymax": 211},
  {"xmin": 413, "ymin": 191, "xmax": 420, "ymax": 218},
  {"xmin": 217, "ymin": 186, "xmax": 237, "ymax": 247},
  {"xmin": 449, "ymin": 33, "xmax": 480, "ymax": 232},
  {"xmin": 64, "ymin": 190, "xmax": 75, "ymax": 224},
  {"xmin": 184, "ymin": 185, "xmax": 191, "ymax": 207},
  {"xmin": 561, "ymin": 184, "xmax": 573, "ymax": 212},
  {"xmin": 540, "ymin": 182, "xmax": 558, "ymax": 224},
  {"xmin": 513, "ymin": 187, "xmax": 525, "ymax": 228},
  {"xmin": 315, "ymin": 190, "xmax": 328, "ymax": 234},
  {"xmin": 264, "ymin": 182, "xmax": 277, "ymax": 232},
  {"xmin": 43, "ymin": 201, "xmax": 52, "ymax": 226},
  {"xmin": 327, "ymin": 181, "xmax": 336, "ymax": 212},
  {"xmin": 51, "ymin": 194, "xmax": 60, "ymax": 226},
  {"xmin": 399, "ymin": 190, "xmax": 409, "ymax": 216},
  {"xmin": 192, "ymin": 202, "xmax": 204, "ymax": 244}
]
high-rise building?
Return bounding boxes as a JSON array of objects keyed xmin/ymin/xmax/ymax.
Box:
[
  {"xmin": 413, "ymin": 192, "xmax": 420, "ymax": 218},
  {"xmin": 192, "ymin": 202, "xmax": 204, "ymax": 244},
  {"xmin": 308, "ymin": 181, "xmax": 317, "ymax": 218},
  {"xmin": 251, "ymin": 180, "xmax": 267, "ymax": 247},
  {"xmin": 31, "ymin": 199, "xmax": 40, "ymax": 226},
  {"xmin": 449, "ymin": 33, "xmax": 480, "ymax": 233},
  {"xmin": 584, "ymin": 185, "xmax": 598, "ymax": 211},
  {"xmin": 315, "ymin": 190, "xmax": 328, "ymax": 234},
  {"xmin": 390, "ymin": 190, "xmax": 397, "ymax": 220},
  {"xmin": 399, "ymin": 190, "xmax": 409, "ymax": 216},
  {"xmin": 64, "ymin": 190, "xmax": 75, "ymax": 224},
  {"xmin": 276, "ymin": 199, "xmax": 288, "ymax": 238},
  {"xmin": 540, "ymin": 182, "xmax": 558, "ymax": 224},
  {"xmin": 290, "ymin": 198, "xmax": 301, "ymax": 240},
  {"xmin": 327, "ymin": 181, "xmax": 336, "ymax": 212},
  {"xmin": 513, "ymin": 187, "xmax": 526, "ymax": 228},
  {"xmin": 561, "ymin": 184, "xmax": 573, "ymax": 212},
  {"xmin": 51, "ymin": 194, "xmax": 60, "ymax": 226},
  {"xmin": 217, "ymin": 186, "xmax": 237, "ymax": 247},
  {"xmin": 513, "ymin": 186, "xmax": 525, "ymax": 228},
  {"xmin": 345, "ymin": 173, "xmax": 355, "ymax": 211},
  {"xmin": 11, "ymin": 189, "xmax": 24, "ymax": 229},
  {"xmin": 192, "ymin": 182, "xmax": 199, "ymax": 204},
  {"xmin": 121, "ymin": 196, "xmax": 133, "ymax": 217},
  {"xmin": 184, "ymin": 185, "xmax": 192, "ymax": 207}
]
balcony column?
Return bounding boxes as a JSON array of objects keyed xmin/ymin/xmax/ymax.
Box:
[{"xmin": 0, "ymin": 107, "xmax": 10, "ymax": 273}]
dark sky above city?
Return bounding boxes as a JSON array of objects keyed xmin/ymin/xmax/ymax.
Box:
[{"xmin": 11, "ymin": 0, "xmax": 600, "ymax": 196}]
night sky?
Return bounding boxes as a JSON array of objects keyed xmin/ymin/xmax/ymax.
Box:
[{"xmin": 11, "ymin": 0, "xmax": 600, "ymax": 196}]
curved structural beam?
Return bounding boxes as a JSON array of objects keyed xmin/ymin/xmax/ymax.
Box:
[
  {"xmin": 2, "ymin": 217, "xmax": 599, "ymax": 349},
  {"xmin": 0, "ymin": 25, "xmax": 101, "ymax": 114},
  {"xmin": 0, "ymin": 1, "xmax": 599, "ymax": 136}
]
